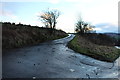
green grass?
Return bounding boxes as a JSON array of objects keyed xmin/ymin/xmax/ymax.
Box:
[{"xmin": 68, "ymin": 34, "xmax": 120, "ymax": 62}]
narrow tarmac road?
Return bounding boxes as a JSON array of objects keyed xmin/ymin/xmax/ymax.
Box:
[{"xmin": 3, "ymin": 34, "xmax": 120, "ymax": 78}]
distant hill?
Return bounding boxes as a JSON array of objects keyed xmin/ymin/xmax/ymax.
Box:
[
  {"xmin": 104, "ymin": 33, "xmax": 120, "ymax": 38},
  {"xmin": 103, "ymin": 33, "xmax": 120, "ymax": 46}
]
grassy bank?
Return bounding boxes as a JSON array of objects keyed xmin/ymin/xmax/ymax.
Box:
[
  {"xmin": 2, "ymin": 22, "xmax": 68, "ymax": 49},
  {"xmin": 68, "ymin": 34, "xmax": 120, "ymax": 62}
]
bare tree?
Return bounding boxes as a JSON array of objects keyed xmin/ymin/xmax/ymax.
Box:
[
  {"xmin": 75, "ymin": 18, "xmax": 95, "ymax": 34},
  {"xmin": 40, "ymin": 9, "xmax": 60, "ymax": 29}
]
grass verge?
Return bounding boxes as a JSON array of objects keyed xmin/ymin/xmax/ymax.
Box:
[
  {"xmin": 67, "ymin": 34, "xmax": 120, "ymax": 62},
  {"xmin": 2, "ymin": 22, "xmax": 68, "ymax": 49}
]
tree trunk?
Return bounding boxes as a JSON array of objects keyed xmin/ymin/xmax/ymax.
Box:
[{"xmin": 49, "ymin": 21, "xmax": 52, "ymax": 29}]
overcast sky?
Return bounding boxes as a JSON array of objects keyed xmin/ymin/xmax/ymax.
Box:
[{"xmin": 0, "ymin": 0, "xmax": 119, "ymax": 33}]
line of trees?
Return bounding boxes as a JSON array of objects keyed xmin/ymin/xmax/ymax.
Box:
[{"xmin": 39, "ymin": 9, "xmax": 95, "ymax": 34}]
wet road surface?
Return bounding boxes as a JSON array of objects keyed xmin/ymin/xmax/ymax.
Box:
[{"xmin": 3, "ymin": 34, "xmax": 120, "ymax": 78}]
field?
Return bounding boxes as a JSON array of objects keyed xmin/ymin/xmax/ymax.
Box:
[{"xmin": 68, "ymin": 33, "xmax": 120, "ymax": 62}]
